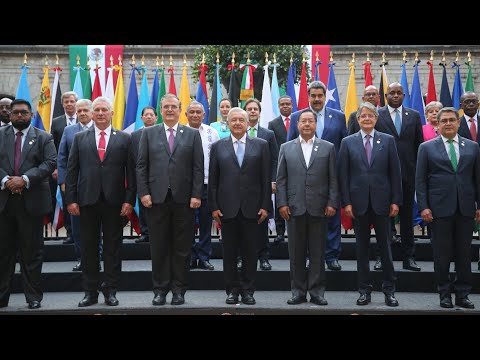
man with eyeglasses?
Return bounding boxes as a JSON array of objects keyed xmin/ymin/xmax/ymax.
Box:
[
  {"xmin": 416, "ymin": 107, "xmax": 480, "ymax": 309},
  {"xmin": 0, "ymin": 97, "xmax": 13, "ymax": 127},
  {"xmin": 458, "ymin": 92, "xmax": 479, "ymax": 145},
  {"xmin": 347, "ymin": 86, "xmax": 380, "ymax": 135},
  {"xmin": 137, "ymin": 94, "xmax": 204, "ymax": 306},
  {"xmin": 0, "ymin": 99, "xmax": 57, "ymax": 309}
]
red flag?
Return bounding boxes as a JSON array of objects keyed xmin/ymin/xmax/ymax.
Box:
[
  {"xmin": 363, "ymin": 61, "xmax": 372, "ymax": 87},
  {"xmin": 311, "ymin": 45, "xmax": 330, "ymax": 83},
  {"xmin": 168, "ymin": 67, "xmax": 177, "ymax": 95},
  {"xmin": 426, "ymin": 61, "xmax": 437, "ymax": 104},
  {"xmin": 91, "ymin": 67, "xmax": 102, "ymax": 101},
  {"xmin": 127, "ymin": 211, "xmax": 140, "ymax": 235},
  {"xmin": 297, "ymin": 62, "xmax": 309, "ymax": 110},
  {"xmin": 104, "ymin": 45, "xmax": 124, "ymax": 90},
  {"xmin": 340, "ymin": 208, "xmax": 353, "ymax": 231}
]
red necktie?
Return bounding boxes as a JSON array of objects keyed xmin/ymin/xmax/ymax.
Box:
[
  {"xmin": 14, "ymin": 132, "xmax": 23, "ymax": 176},
  {"xmin": 98, "ymin": 131, "xmax": 106, "ymax": 161},
  {"xmin": 285, "ymin": 117, "xmax": 290, "ymax": 132},
  {"xmin": 470, "ymin": 118, "xmax": 477, "ymax": 141}
]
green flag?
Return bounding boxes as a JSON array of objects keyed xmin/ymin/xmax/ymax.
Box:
[
  {"xmin": 156, "ymin": 69, "xmax": 166, "ymax": 124},
  {"xmin": 465, "ymin": 63, "xmax": 475, "ymax": 92}
]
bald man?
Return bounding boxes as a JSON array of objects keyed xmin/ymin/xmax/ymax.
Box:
[
  {"xmin": 347, "ymin": 86, "xmax": 380, "ymax": 135},
  {"xmin": 0, "ymin": 97, "xmax": 13, "ymax": 127}
]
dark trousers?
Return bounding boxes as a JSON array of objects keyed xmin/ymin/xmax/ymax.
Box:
[
  {"xmin": 431, "ymin": 212, "xmax": 473, "ymax": 300},
  {"xmin": 0, "ymin": 194, "xmax": 44, "ymax": 304},
  {"xmin": 287, "ymin": 212, "xmax": 327, "ymax": 298},
  {"xmin": 274, "ymin": 193, "xmax": 286, "ymax": 236},
  {"xmin": 192, "ymin": 184, "xmax": 212, "ymax": 262},
  {"xmin": 147, "ymin": 190, "xmax": 194, "ymax": 296},
  {"xmin": 325, "ymin": 210, "xmax": 341, "ymax": 263},
  {"xmin": 399, "ymin": 180, "xmax": 415, "ymax": 259},
  {"xmin": 257, "ymin": 219, "xmax": 271, "ymax": 261},
  {"xmin": 71, "ymin": 214, "xmax": 103, "ymax": 261},
  {"xmin": 354, "ymin": 205, "xmax": 396, "ymax": 295},
  {"xmin": 60, "ymin": 187, "xmax": 72, "ymax": 237},
  {"xmin": 80, "ymin": 200, "xmax": 123, "ymax": 294},
  {"xmin": 138, "ymin": 198, "xmax": 149, "ymax": 238},
  {"xmin": 222, "ymin": 210, "xmax": 258, "ymax": 296}
]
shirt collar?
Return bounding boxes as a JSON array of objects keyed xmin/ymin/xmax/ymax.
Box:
[
  {"xmin": 231, "ymin": 133, "xmax": 247, "ymax": 144},
  {"xmin": 310, "ymin": 106, "xmax": 325, "ymax": 118},
  {"xmin": 299, "ymin": 135, "xmax": 314, "ymax": 144},
  {"xmin": 80, "ymin": 120, "xmax": 93, "ymax": 129},
  {"xmin": 248, "ymin": 122, "xmax": 259, "ymax": 131},
  {"xmin": 164, "ymin": 122, "xmax": 179, "ymax": 132},
  {"xmin": 464, "ymin": 114, "xmax": 477, "ymax": 122},
  {"xmin": 360, "ymin": 129, "xmax": 375, "ymax": 139},
  {"xmin": 388, "ymin": 105, "xmax": 403, "ymax": 114},
  {"xmin": 441, "ymin": 134, "xmax": 459, "ymax": 143},
  {"xmin": 95, "ymin": 125, "xmax": 111, "ymax": 136},
  {"xmin": 13, "ymin": 125, "xmax": 31, "ymax": 137}
]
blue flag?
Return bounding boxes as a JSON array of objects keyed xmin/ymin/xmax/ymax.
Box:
[
  {"xmin": 123, "ymin": 66, "xmax": 139, "ymax": 134},
  {"xmin": 439, "ymin": 65, "xmax": 452, "ymax": 107},
  {"xmin": 314, "ymin": 60, "xmax": 321, "ymax": 81},
  {"xmin": 410, "ymin": 63, "xmax": 426, "ymax": 125},
  {"xmin": 150, "ymin": 69, "xmax": 160, "ymax": 110},
  {"xmin": 196, "ymin": 67, "xmax": 210, "ymax": 124},
  {"xmin": 135, "ymin": 67, "xmax": 150, "ymax": 131},
  {"xmin": 400, "ymin": 63, "xmax": 411, "ymax": 108},
  {"xmin": 15, "ymin": 65, "xmax": 32, "ymax": 107},
  {"xmin": 452, "ymin": 63, "xmax": 464, "ymax": 111},
  {"xmin": 326, "ymin": 63, "xmax": 341, "ymax": 110},
  {"xmin": 271, "ymin": 64, "xmax": 280, "ymax": 117},
  {"xmin": 72, "ymin": 67, "xmax": 84, "ymax": 99},
  {"xmin": 286, "ymin": 62, "xmax": 298, "ymax": 113}
]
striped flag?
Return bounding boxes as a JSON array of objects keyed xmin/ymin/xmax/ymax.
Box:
[
  {"xmin": 178, "ymin": 65, "xmax": 191, "ymax": 125},
  {"xmin": 156, "ymin": 70, "xmax": 167, "ymax": 124},
  {"xmin": 104, "ymin": 66, "xmax": 115, "ymax": 104},
  {"xmin": 196, "ymin": 64, "xmax": 209, "ymax": 123},
  {"xmin": 240, "ymin": 62, "xmax": 258, "ymax": 108},
  {"xmin": 53, "ymin": 185, "xmax": 64, "ymax": 230},
  {"xmin": 50, "ymin": 65, "xmax": 63, "ymax": 122},
  {"xmin": 286, "ymin": 62, "xmax": 298, "ymax": 113},
  {"xmin": 32, "ymin": 66, "xmax": 52, "ymax": 132},
  {"xmin": 260, "ymin": 64, "xmax": 274, "ymax": 128},
  {"xmin": 135, "ymin": 66, "xmax": 150, "ymax": 131},
  {"xmin": 112, "ymin": 64, "xmax": 125, "ymax": 130},
  {"xmin": 344, "ymin": 62, "xmax": 358, "ymax": 126},
  {"xmin": 123, "ymin": 66, "xmax": 139, "ymax": 134},
  {"xmin": 378, "ymin": 65, "xmax": 389, "ymax": 107}
]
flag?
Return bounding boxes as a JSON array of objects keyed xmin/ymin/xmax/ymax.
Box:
[
  {"xmin": 168, "ymin": 67, "xmax": 177, "ymax": 95},
  {"xmin": 400, "ymin": 63, "xmax": 411, "ymax": 108},
  {"xmin": 123, "ymin": 66, "xmax": 139, "ymax": 134},
  {"xmin": 465, "ymin": 62, "xmax": 475, "ymax": 92},
  {"xmin": 112, "ymin": 64, "xmax": 125, "ymax": 130},
  {"xmin": 310, "ymin": 45, "xmax": 330, "ymax": 83},
  {"xmin": 452, "ymin": 62, "xmax": 464, "ymax": 111},
  {"xmin": 271, "ymin": 64, "xmax": 281, "ymax": 117},
  {"xmin": 150, "ymin": 68, "xmax": 160, "ymax": 110},
  {"xmin": 439, "ymin": 64, "xmax": 452, "ymax": 107},
  {"xmin": 286, "ymin": 62, "xmax": 298, "ymax": 113},
  {"xmin": 91, "ymin": 66, "xmax": 102, "ymax": 101},
  {"xmin": 178, "ymin": 65, "xmax": 191, "ymax": 125},
  {"xmin": 135, "ymin": 66, "xmax": 150, "ymax": 131},
  {"xmin": 297, "ymin": 62, "xmax": 309, "ymax": 110},
  {"xmin": 378, "ymin": 64, "xmax": 389, "ymax": 107},
  {"xmin": 50, "ymin": 66, "xmax": 63, "ymax": 122},
  {"xmin": 314, "ymin": 59, "xmax": 321, "ymax": 81},
  {"xmin": 196, "ymin": 64, "xmax": 209, "ymax": 123},
  {"xmin": 208, "ymin": 64, "xmax": 221, "ymax": 124},
  {"xmin": 228, "ymin": 65, "xmax": 240, "ymax": 108},
  {"xmin": 156, "ymin": 69, "xmax": 167, "ymax": 124},
  {"xmin": 260, "ymin": 64, "xmax": 274, "ymax": 128},
  {"xmin": 15, "ymin": 65, "xmax": 32, "ymax": 107},
  {"xmin": 32, "ymin": 66, "xmax": 52, "ymax": 132},
  {"xmin": 344, "ymin": 62, "xmax": 358, "ymax": 126},
  {"xmin": 326, "ymin": 63, "xmax": 341, "ymax": 110},
  {"xmin": 72, "ymin": 66, "xmax": 84, "ymax": 99},
  {"xmin": 104, "ymin": 65, "xmax": 115, "ymax": 104},
  {"xmin": 426, "ymin": 61, "xmax": 437, "ymax": 104},
  {"xmin": 52, "ymin": 185, "xmax": 64, "ymax": 230},
  {"xmin": 240, "ymin": 62, "xmax": 258, "ymax": 108},
  {"xmin": 83, "ymin": 65, "xmax": 92, "ymax": 100},
  {"xmin": 363, "ymin": 61, "xmax": 372, "ymax": 87},
  {"xmin": 410, "ymin": 62, "xmax": 426, "ymax": 125}
]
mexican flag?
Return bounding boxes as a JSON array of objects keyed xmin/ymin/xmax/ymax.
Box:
[{"xmin": 239, "ymin": 62, "xmax": 258, "ymax": 108}]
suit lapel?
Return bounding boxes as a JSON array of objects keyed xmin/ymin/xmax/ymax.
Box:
[
  {"xmin": 321, "ymin": 109, "xmax": 331, "ymax": 139},
  {"xmin": 171, "ymin": 124, "xmax": 183, "ymax": 155},
  {"xmin": 457, "ymin": 136, "xmax": 467, "ymax": 171},
  {"xmin": 87, "ymin": 127, "xmax": 99, "ymax": 161},
  {"xmin": 243, "ymin": 137, "xmax": 255, "ymax": 169},
  {"xmin": 6, "ymin": 126, "xmax": 14, "ymax": 170},
  {"xmin": 103, "ymin": 128, "xmax": 118, "ymax": 162},
  {"xmin": 308, "ymin": 138, "xmax": 321, "ymax": 168},
  {"xmin": 356, "ymin": 132, "xmax": 369, "ymax": 168},
  {"xmin": 20, "ymin": 127, "xmax": 36, "ymax": 167},
  {"xmin": 225, "ymin": 137, "xmax": 240, "ymax": 168},
  {"xmin": 459, "ymin": 116, "xmax": 471, "ymax": 140},
  {"xmin": 370, "ymin": 132, "xmax": 383, "ymax": 166},
  {"xmin": 295, "ymin": 138, "xmax": 308, "ymax": 169},
  {"xmin": 434, "ymin": 136, "xmax": 452, "ymax": 171},
  {"xmin": 379, "ymin": 108, "xmax": 398, "ymax": 137}
]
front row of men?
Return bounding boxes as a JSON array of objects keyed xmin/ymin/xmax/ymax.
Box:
[{"xmin": 0, "ymin": 94, "xmax": 478, "ymax": 310}]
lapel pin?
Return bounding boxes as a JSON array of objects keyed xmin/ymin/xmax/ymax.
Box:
[
  {"xmin": 461, "ymin": 141, "xmax": 465, "ymax": 146},
  {"xmin": 28, "ymin": 141, "xmax": 33, "ymax": 145},
  {"xmin": 405, "ymin": 112, "xmax": 408, "ymax": 116},
  {"xmin": 314, "ymin": 148, "xmax": 318, "ymax": 151},
  {"xmin": 329, "ymin": 115, "xmax": 332, "ymax": 118},
  {"xmin": 180, "ymin": 129, "xmax": 184, "ymax": 133},
  {"xmin": 113, "ymin": 131, "xmax": 117, "ymax": 135},
  {"xmin": 377, "ymin": 140, "xmax": 380, "ymax": 144}
]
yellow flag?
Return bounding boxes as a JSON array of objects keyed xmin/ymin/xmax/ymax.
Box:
[
  {"xmin": 178, "ymin": 66, "xmax": 191, "ymax": 125},
  {"xmin": 35, "ymin": 66, "xmax": 52, "ymax": 132},
  {"xmin": 112, "ymin": 65, "xmax": 125, "ymax": 130},
  {"xmin": 344, "ymin": 62, "xmax": 358, "ymax": 126}
]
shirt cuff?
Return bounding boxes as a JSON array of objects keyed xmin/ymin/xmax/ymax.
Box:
[
  {"xmin": 1, "ymin": 176, "xmax": 9, "ymax": 190},
  {"xmin": 22, "ymin": 175, "xmax": 30, "ymax": 189}
]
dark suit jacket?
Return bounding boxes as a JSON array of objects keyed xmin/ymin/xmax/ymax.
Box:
[
  {"xmin": 416, "ymin": 135, "xmax": 480, "ymax": 218},
  {"xmin": 0, "ymin": 125, "xmax": 57, "ymax": 215},
  {"xmin": 65, "ymin": 126, "xmax": 136, "ymax": 207},
  {"xmin": 208, "ymin": 136, "xmax": 271, "ymax": 220},
  {"xmin": 51, "ymin": 114, "xmax": 68, "ymax": 151},
  {"xmin": 375, "ymin": 106, "xmax": 424, "ymax": 184},
  {"xmin": 268, "ymin": 116, "xmax": 287, "ymax": 148},
  {"xmin": 57, "ymin": 123, "xmax": 84, "ymax": 185},
  {"xmin": 338, "ymin": 131, "xmax": 402, "ymax": 217},
  {"xmin": 257, "ymin": 126, "xmax": 278, "ymax": 181},
  {"xmin": 347, "ymin": 111, "xmax": 360, "ymax": 135},
  {"xmin": 130, "ymin": 127, "xmax": 144, "ymax": 163},
  {"xmin": 287, "ymin": 106, "xmax": 347, "ymax": 154},
  {"xmin": 458, "ymin": 115, "xmax": 480, "ymax": 146},
  {"xmin": 136, "ymin": 124, "xmax": 204, "ymax": 204},
  {"xmin": 276, "ymin": 137, "xmax": 339, "ymax": 217}
]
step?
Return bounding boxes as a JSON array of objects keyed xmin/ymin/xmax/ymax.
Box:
[{"xmin": 11, "ymin": 259, "xmax": 480, "ymax": 294}]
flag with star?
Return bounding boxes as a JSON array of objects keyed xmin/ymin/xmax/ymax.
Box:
[{"xmin": 325, "ymin": 63, "xmax": 341, "ymax": 110}]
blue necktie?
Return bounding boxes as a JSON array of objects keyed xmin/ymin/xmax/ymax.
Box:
[
  {"xmin": 236, "ymin": 140, "xmax": 244, "ymax": 167},
  {"xmin": 394, "ymin": 109, "xmax": 401, "ymax": 136},
  {"xmin": 316, "ymin": 113, "xmax": 324, "ymax": 138}
]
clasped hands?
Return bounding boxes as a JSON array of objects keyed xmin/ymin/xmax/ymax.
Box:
[{"xmin": 6, "ymin": 176, "xmax": 26, "ymax": 194}]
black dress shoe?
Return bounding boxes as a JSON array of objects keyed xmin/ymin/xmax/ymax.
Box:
[
  {"xmin": 327, "ymin": 260, "xmax": 342, "ymax": 271},
  {"xmin": 403, "ymin": 258, "xmax": 421, "ymax": 271},
  {"xmin": 190, "ymin": 259, "xmax": 197, "ymax": 269},
  {"xmin": 310, "ymin": 296, "xmax": 328, "ymax": 305},
  {"xmin": 356, "ymin": 293, "xmax": 371, "ymax": 306},
  {"xmin": 391, "ymin": 234, "xmax": 401, "ymax": 244},
  {"xmin": 226, "ymin": 293, "xmax": 239, "ymax": 304},
  {"xmin": 72, "ymin": 260, "xmax": 82, "ymax": 272},
  {"xmin": 152, "ymin": 293, "xmax": 167, "ymax": 306},
  {"xmin": 104, "ymin": 293, "xmax": 119, "ymax": 306},
  {"xmin": 63, "ymin": 237, "xmax": 74, "ymax": 245},
  {"xmin": 373, "ymin": 257, "xmax": 383, "ymax": 271},
  {"xmin": 440, "ymin": 296, "xmax": 454, "ymax": 308},
  {"xmin": 171, "ymin": 293, "xmax": 185, "ymax": 305},
  {"xmin": 78, "ymin": 293, "xmax": 98, "ymax": 307},
  {"xmin": 287, "ymin": 295, "xmax": 307, "ymax": 305},
  {"xmin": 384, "ymin": 293, "xmax": 399, "ymax": 307},
  {"xmin": 241, "ymin": 294, "xmax": 256, "ymax": 305},
  {"xmin": 274, "ymin": 234, "xmax": 285, "ymax": 244},
  {"xmin": 135, "ymin": 235, "xmax": 149, "ymax": 243},
  {"xmin": 28, "ymin": 300, "xmax": 41, "ymax": 309},
  {"xmin": 260, "ymin": 259, "xmax": 272, "ymax": 271},
  {"xmin": 455, "ymin": 297, "xmax": 475, "ymax": 309},
  {"xmin": 198, "ymin": 260, "xmax": 214, "ymax": 270},
  {"xmin": 236, "ymin": 258, "xmax": 243, "ymax": 272}
]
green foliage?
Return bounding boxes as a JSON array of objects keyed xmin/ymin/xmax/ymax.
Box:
[{"xmin": 192, "ymin": 45, "xmax": 310, "ymax": 98}]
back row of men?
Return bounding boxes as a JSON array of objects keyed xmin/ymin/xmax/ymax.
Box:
[{"xmin": 0, "ymin": 80, "xmax": 479, "ymax": 310}]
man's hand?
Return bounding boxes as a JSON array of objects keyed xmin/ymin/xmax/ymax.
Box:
[
  {"xmin": 421, "ymin": 208, "xmax": 433, "ymax": 223},
  {"xmin": 52, "ymin": 169, "xmax": 58, "ymax": 180},
  {"xmin": 141, "ymin": 195, "xmax": 153, "ymax": 208},
  {"xmin": 257, "ymin": 208, "xmax": 268, "ymax": 224},
  {"xmin": 389, "ymin": 204, "xmax": 399, "ymax": 218},
  {"xmin": 6, "ymin": 176, "xmax": 26, "ymax": 193},
  {"xmin": 212, "ymin": 210, "xmax": 223, "ymax": 225},
  {"xmin": 67, "ymin": 203, "xmax": 80, "ymax": 216},
  {"xmin": 60, "ymin": 183, "xmax": 65, "ymax": 193},
  {"xmin": 120, "ymin": 203, "xmax": 133, "ymax": 216},
  {"xmin": 272, "ymin": 182, "xmax": 277, "ymax": 194},
  {"xmin": 190, "ymin": 197, "xmax": 201, "ymax": 209},
  {"xmin": 325, "ymin": 206, "xmax": 336, "ymax": 217},
  {"xmin": 279, "ymin": 205, "xmax": 291, "ymax": 221},
  {"xmin": 475, "ymin": 209, "xmax": 480, "ymax": 224},
  {"xmin": 343, "ymin": 205, "xmax": 354, "ymax": 219}
]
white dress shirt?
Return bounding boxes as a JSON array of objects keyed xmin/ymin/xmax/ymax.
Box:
[
  {"xmin": 95, "ymin": 125, "xmax": 112, "ymax": 150},
  {"xmin": 186, "ymin": 123, "xmax": 220, "ymax": 184},
  {"xmin": 300, "ymin": 135, "xmax": 314, "ymax": 167},
  {"xmin": 232, "ymin": 133, "xmax": 247, "ymax": 153},
  {"xmin": 164, "ymin": 122, "xmax": 179, "ymax": 138},
  {"xmin": 388, "ymin": 105, "xmax": 403, "ymax": 125},
  {"xmin": 441, "ymin": 134, "xmax": 460, "ymax": 162}
]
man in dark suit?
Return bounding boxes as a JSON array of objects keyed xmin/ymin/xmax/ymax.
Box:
[
  {"xmin": 277, "ymin": 109, "xmax": 338, "ymax": 305},
  {"xmin": 338, "ymin": 102, "xmax": 402, "ymax": 307},
  {"xmin": 268, "ymin": 95, "xmax": 293, "ymax": 244},
  {"xmin": 130, "ymin": 106, "xmax": 157, "ymax": 244},
  {"xmin": 0, "ymin": 97, "xmax": 13, "ymax": 127},
  {"xmin": 457, "ymin": 92, "xmax": 479, "ymax": 146},
  {"xmin": 209, "ymin": 107, "xmax": 271, "ymax": 305},
  {"xmin": 374, "ymin": 82, "xmax": 424, "ymax": 271},
  {"xmin": 347, "ymin": 86, "xmax": 380, "ymax": 135},
  {"xmin": 66, "ymin": 96, "xmax": 135, "ymax": 308},
  {"xmin": 57, "ymin": 99, "xmax": 95, "ymax": 271},
  {"xmin": 287, "ymin": 81, "xmax": 347, "ymax": 271},
  {"xmin": 137, "ymin": 94, "xmax": 204, "ymax": 306},
  {"xmin": 244, "ymin": 98, "xmax": 278, "ymax": 271},
  {"xmin": 51, "ymin": 91, "xmax": 79, "ymax": 245},
  {"xmin": 0, "ymin": 99, "xmax": 56, "ymax": 309},
  {"xmin": 416, "ymin": 107, "xmax": 480, "ymax": 309}
]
